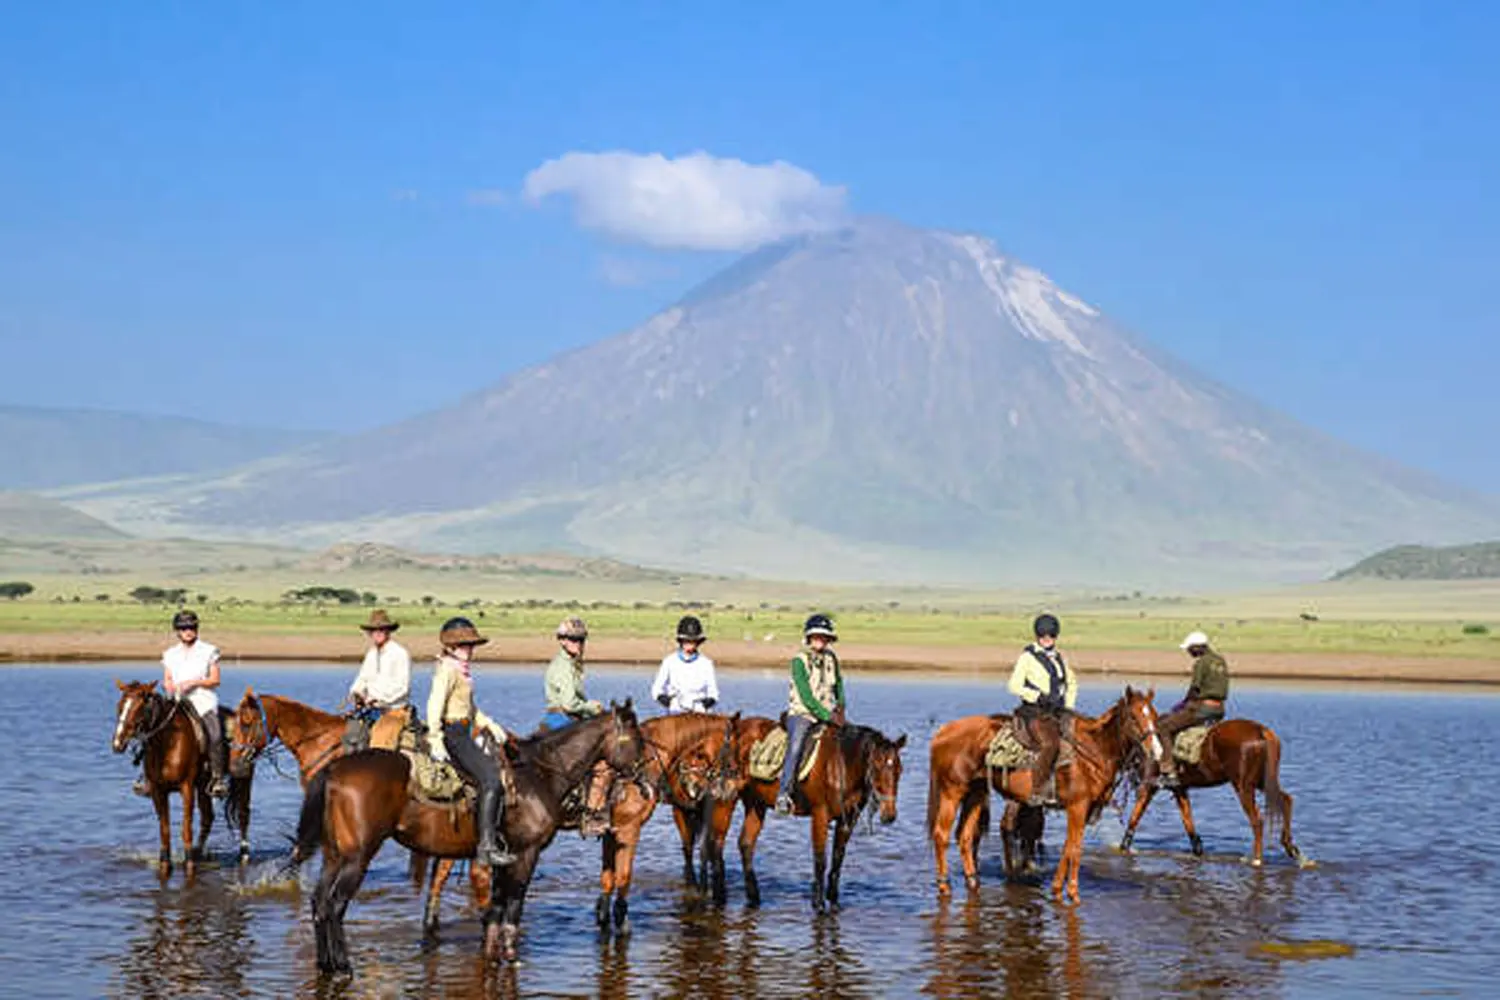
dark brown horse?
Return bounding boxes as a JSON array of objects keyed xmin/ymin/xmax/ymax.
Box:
[
  {"xmin": 293, "ymin": 701, "xmax": 645, "ymax": 973},
  {"xmin": 112, "ymin": 679, "xmax": 254, "ymax": 878},
  {"xmin": 928, "ymin": 687, "xmax": 1166, "ymax": 902},
  {"xmin": 596, "ymin": 711, "xmax": 743, "ymax": 934},
  {"xmin": 701, "ymin": 716, "xmax": 907, "ymax": 912},
  {"xmin": 1120, "ymin": 717, "xmax": 1309, "ymax": 867},
  {"xmin": 228, "ymin": 686, "xmax": 483, "ymax": 918}
]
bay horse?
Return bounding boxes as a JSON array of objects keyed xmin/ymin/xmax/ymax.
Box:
[
  {"xmin": 928, "ymin": 687, "xmax": 1166, "ymax": 903},
  {"xmin": 111, "ymin": 679, "xmax": 254, "ymax": 877},
  {"xmin": 228, "ymin": 687, "xmax": 483, "ymax": 918},
  {"xmin": 596, "ymin": 711, "xmax": 743, "ymax": 934},
  {"xmin": 293, "ymin": 700, "xmax": 645, "ymax": 973},
  {"xmin": 702, "ymin": 716, "xmax": 907, "ymax": 912},
  {"xmin": 1119, "ymin": 717, "xmax": 1308, "ymax": 867}
]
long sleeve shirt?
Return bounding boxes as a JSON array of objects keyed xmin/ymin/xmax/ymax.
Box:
[
  {"xmin": 426, "ymin": 656, "xmax": 507, "ymax": 746},
  {"xmin": 544, "ymin": 649, "xmax": 599, "ymax": 716},
  {"xmin": 786, "ymin": 647, "xmax": 845, "ymax": 721},
  {"xmin": 1007, "ymin": 645, "xmax": 1077, "ymax": 710},
  {"xmin": 651, "ymin": 651, "xmax": 720, "ymax": 713},
  {"xmin": 349, "ymin": 640, "xmax": 412, "ymax": 708},
  {"xmin": 1187, "ymin": 650, "xmax": 1230, "ymax": 701}
]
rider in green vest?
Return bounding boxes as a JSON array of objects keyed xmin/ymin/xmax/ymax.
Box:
[
  {"xmin": 1148, "ymin": 631, "xmax": 1230, "ymax": 788},
  {"xmin": 775, "ymin": 613, "xmax": 846, "ymax": 816}
]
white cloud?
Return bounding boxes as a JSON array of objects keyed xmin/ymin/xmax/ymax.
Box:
[{"xmin": 522, "ymin": 150, "xmax": 848, "ymax": 251}]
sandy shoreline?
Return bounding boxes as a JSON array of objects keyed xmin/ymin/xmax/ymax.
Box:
[{"xmin": 2, "ymin": 631, "xmax": 1498, "ymax": 685}]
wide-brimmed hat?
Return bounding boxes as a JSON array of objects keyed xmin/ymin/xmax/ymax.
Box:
[
  {"xmin": 1179, "ymin": 631, "xmax": 1209, "ymax": 650},
  {"xmin": 676, "ymin": 615, "xmax": 706, "ymax": 643},
  {"xmin": 556, "ymin": 616, "xmax": 589, "ymax": 641},
  {"xmin": 439, "ymin": 617, "xmax": 488, "ymax": 648},
  {"xmin": 360, "ymin": 609, "xmax": 400, "ymax": 633}
]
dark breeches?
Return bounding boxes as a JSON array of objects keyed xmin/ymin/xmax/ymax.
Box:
[
  {"xmin": 444, "ymin": 723, "xmax": 500, "ymax": 792},
  {"xmin": 1158, "ymin": 701, "xmax": 1224, "ymax": 742}
]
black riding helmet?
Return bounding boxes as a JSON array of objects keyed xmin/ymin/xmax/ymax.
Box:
[
  {"xmin": 804, "ymin": 613, "xmax": 837, "ymax": 640},
  {"xmin": 1033, "ymin": 613, "xmax": 1061, "ymax": 639},
  {"xmin": 172, "ymin": 609, "xmax": 200, "ymax": 631},
  {"xmin": 676, "ymin": 615, "xmax": 706, "ymax": 642}
]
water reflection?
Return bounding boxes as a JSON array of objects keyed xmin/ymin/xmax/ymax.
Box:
[
  {"xmin": 113, "ymin": 887, "xmax": 253, "ymax": 1000},
  {"xmin": 923, "ymin": 887, "xmax": 1099, "ymax": 999}
]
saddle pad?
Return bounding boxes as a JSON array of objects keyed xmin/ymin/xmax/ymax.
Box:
[
  {"xmin": 369, "ymin": 707, "xmax": 412, "ymax": 751},
  {"xmin": 985, "ymin": 725, "xmax": 1035, "ymax": 770},
  {"xmin": 747, "ymin": 726, "xmax": 820, "ymax": 782},
  {"xmin": 1173, "ymin": 723, "xmax": 1213, "ymax": 765}
]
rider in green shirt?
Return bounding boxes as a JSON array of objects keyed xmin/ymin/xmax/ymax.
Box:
[
  {"xmin": 1148, "ymin": 630, "xmax": 1230, "ymax": 788},
  {"xmin": 775, "ymin": 613, "xmax": 846, "ymax": 815}
]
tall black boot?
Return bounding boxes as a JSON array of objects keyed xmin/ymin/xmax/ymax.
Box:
[{"xmin": 476, "ymin": 786, "xmax": 516, "ymax": 867}]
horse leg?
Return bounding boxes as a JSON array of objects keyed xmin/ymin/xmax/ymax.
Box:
[
  {"xmin": 423, "ymin": 857, "xmax": 453, "ymax": 940},
  {"xmin": 610, "ymin": 834, "xmax": 639, "ymax": 935},
  {"xmin": 1121, "ymin": 784, "xmax": 1157, "ymax": 854},
  {"xmin": 1280, "ymin": 792, "xmax": 1307, "ymax": 865},
  {"xmin": 1235, "ymin": 780, "xmax": 1265, "ymax": 867},
  {"xmin": 809, "ymin": 808, "xmax": 830, "ymax": 913},
  {"xmin": 1172, "ymin": 790, "xmax": 1204, "ymax": 857},
  {"xmin": 706, "ymin": 798, "xmax": 735, "ymax": 906},
  {"xmin": 327, "ymin": 850, "xmax": 375, "ymax": 974},
  {"xmin": 484, "ymin": 850, "xmax": 537, "ymax": 963},
  {"xmin": 672, "ymin": 804, "xmax": 699, "ymax": 886},
  {"xmin": 826, "ymin": 818, "xmax": 854, "ymax": 911},
  {"xmin": 929, "ymin": 780, "xmax": 963, "ymax": 898},
  {"xmin": 955, "ymin": 788, "xmax": 987, "ymax": 891},
  {"xmin": 739, "ymin": 798, "xmax": 767, "ymax": 908},
  {"xmin": 470, "ymin": 860, "xmax": 491, "ymax": 910},
  {"xmin": 181, "ymin": 782, "xmax": 198, "ymax": 877},
  {"xmin": 152, "ymin": 789, "xmax": 172, "ymax": 879},
  {"xmin": 1053, "ymin": 801, "xmax": 1089, "ymax": 904},
  {"xmin": 597, "ymin": 833, "xmax": 618, "ymax": 931},
  {"xmin": 235, "ymin": 776, "xmax": 252, "ymax": 864},
  {"xmin": 194, "ymin": 785, "xmax": 215, "ymax": 866}
]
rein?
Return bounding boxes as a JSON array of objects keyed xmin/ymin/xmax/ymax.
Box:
[{"xmin": 130, "ymin": 693, "xmax": 184, "ymax": 748}]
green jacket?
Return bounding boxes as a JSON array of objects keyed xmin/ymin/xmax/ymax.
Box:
[
  {"xmin": 787, "ymin": 646, "xmax": 845, "ymax": 722},
  {"xmin": 1188, "ymin": 650, "xmax": 1230, "ymax": 702},
  {"xmin": 544, "ymin": 648, "xmax": 598, "ymax": 716}
]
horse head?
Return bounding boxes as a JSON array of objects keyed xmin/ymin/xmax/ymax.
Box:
[
  {"xmin": 605, "ymin": 699, "xmax": 645, "ymax": 776},
  {"xmin": 230, "ymin": 686, "xmax": 269, "ymax": 777},
  {"xmin": 1121, "ymin": 685, "xmax": 1167, "ymax": 769},
  {"xmin": 865, "ymin": 730, "xmax": 908, "ymax": 825},
  {"xmin": 112, "ymin": 679, "xmax": 158, "ymax": 753},
  {"xmin": 707, "ymin": 710, "xmax": 745, "ymax": 801}
]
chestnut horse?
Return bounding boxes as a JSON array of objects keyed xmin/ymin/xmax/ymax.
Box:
[
  {"xmin": 700, "ymin": 716, "xmax": 907, "ymax": 912},
  {"xmin": 596, "ymin": 711, "xmax": 743, "ymax": 934},
  {"xmin": 1120, "ymin": 717, "xmax": 1308, "ymax": 867},
  {"xmin": 111, "ymin": 680, "xmax": 254, "ymax": 878},
  {"xmin": 293, "ymin": 701, "xmax": 645, "ymax": 973},
  {"xmin": 228, "ymin": 687, "xmax": 485, "ymax": 922},
  {"xmin": 928, "ymin": 687, "xmax": 1166, "ymax": 903}
]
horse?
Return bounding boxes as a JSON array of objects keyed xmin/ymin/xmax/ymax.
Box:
[
  {"xmin": 596, "ymin": 711, "xmax": 743, "ymax": 934},
  {"xmin": 293, "ymin": 700, "xmax": 645, "ymax": 972},
  {"xmin": 111, "ymin": 679, "xmax": 254, "ymax": 878},
  {"xmin": 700, "ymin": 716, "xmax": 907, "ymax": 912},
  {"xmin": 1120, "ymin": 716, "xmax": 1308, "ymax": 867},
  {"xmin": 228, "ymin": 686, "xmax": 483, "ymax": 917},
  {"xmin": 928, "ymin": 687, "xmax": 1166, "ymax": 903}
]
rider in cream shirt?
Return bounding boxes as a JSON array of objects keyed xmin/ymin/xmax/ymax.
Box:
[
  {"xmin": 651, "ymin": 615, "xmax": 720, "ymax": 714},
  {"xmin": 159, "ymin": 609, "xmax": 229, "ymax": 798}
]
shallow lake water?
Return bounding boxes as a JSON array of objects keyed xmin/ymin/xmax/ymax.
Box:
[{"xmin": 2, "ymin": 663, "xmax": 1497, "ymax": 998}]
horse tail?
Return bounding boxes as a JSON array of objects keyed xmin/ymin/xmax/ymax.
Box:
[
  {"xmin": 926, "ymin": 735, "xmax": 945, "ymax": 836},
  {"xmin": 292, "ymin": 767, "xmax": 330, "ymax": 865},
  {"xmin": 1261, "ymin": 728, "xmax": 1290, "ymax": 838}
]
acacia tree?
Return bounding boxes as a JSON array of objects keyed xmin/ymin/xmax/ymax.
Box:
[{"xmin": 0, "ymin": 581, "xmax": 35, "ymax": 600}]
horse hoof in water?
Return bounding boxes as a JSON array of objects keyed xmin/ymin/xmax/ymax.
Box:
[
  {"xmin": 964, "ymin": 875, "xmax": 981, "ymax": 893},
  {"xmin": 936, "ymin": 879, "xmax": 952, "ymax": 898}
]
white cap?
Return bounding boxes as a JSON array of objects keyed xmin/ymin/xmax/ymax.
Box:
[{"xmin": 1180, "ymin": 631, "xmax": 1209, "ymax": 650}]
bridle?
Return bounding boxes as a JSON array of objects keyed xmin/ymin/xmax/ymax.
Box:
[{"xmin": 121, "ymin": 689, "xmax": 182, "ymax": 749}]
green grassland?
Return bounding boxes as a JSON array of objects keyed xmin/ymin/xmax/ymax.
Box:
[{"xmin": 2, "ymin": 566, "xmax": 1497, "ymax": 659}]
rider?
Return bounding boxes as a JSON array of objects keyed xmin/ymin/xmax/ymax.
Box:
[
  {"xmin": 342, "ymin": 609, "xmax": 411, "ymax": 752},
  {"xmin": 1149, "ymin": 631, "xmax": 1230, "ymax": 788},
  {"xmin": 542, "ymin": 617, "xmax": 603, "ymax": 730},
  {"xmin": 426, "ymin": 616, "xmax": 517, "ymax": 867},
  {"xmin": 775, "ymin": 613, "xmax": 846, "ymax": 816},
  {"xmin": 651, "ymin": 615, "xmax": 720, "ymax": 714},
  {"xmin": 151, "ymin": 609, "xmax": 229, "ymax": 798},
  {"xmin": 1008, "ymin": 613, "xmax": 1077, "ymax": 807}
]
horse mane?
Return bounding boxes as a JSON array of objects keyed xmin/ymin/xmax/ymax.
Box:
[
  {"xmin": 642, "ymin": 712, "xmax": 732, "ymax": 752},
  {"xmin": 257, "ymin": 692, "xmax": 343, "ymax": 729}
]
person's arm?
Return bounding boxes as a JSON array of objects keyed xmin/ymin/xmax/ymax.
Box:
[
  {"xmin": 1187, "ymin": 657, "xmax": 1206, "ymax": 700},
  {"xmin": 703, "ymin": 658, "xmax": 720, "ymax": 708},
  {"xmin": 391, "ymin": 646, "xmax": 412, "ymax": 705},
  {"xmin": 1007, "ymin": 655, "xmax": 1035, "ymax": 702},
  {"xmin": 349, "ymin": 650, "xmax": 374, "ymax": 700},
  {"xmin": 790, "ymin": 656, "xmax": 831, "ymax": 722},
  {"xmin": 651, "ymin": 657, "xmax": 673, "ymax": 707},
  {"xmin": 1064, "ymin": 660, "xmax": 1078, "ymax": 710},
  {"xmin": 474, "ymin": 706, "xmax": 508, "ymax": 743},
  {"xmin": 426, "ymin": 667, "xmax": 451, "ymax": 757},
  {"xmin": 545, "ymin": 657, "xmax": 587, "ymax": 712},
  {"xmin": 161, "ymin": 654, "xmax": 176, "ymax": 696},
  {"xmin": 181, "ymin": 651, "xmax": 222, "ymax": 694}
]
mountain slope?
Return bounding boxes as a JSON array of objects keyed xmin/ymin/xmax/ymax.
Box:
[
  {"xmin": 0, "ymin": 492, "xmax": 129, "ymax": 540},
  {"xmin": 67, "ymin": 219, "xmax": 1500, "ymax": 587},
  {"xmin": 0, "ymin": 405, "xmax": 328, "ymax": 490},
  {"xmin": 1334, "ymin": 542, "xmax": 1500, "ymax": 580}
]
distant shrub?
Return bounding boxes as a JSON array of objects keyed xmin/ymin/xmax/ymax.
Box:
[
  {"xmin": 284, "ymin": 586, "xmax": 362, "ymax": 605},
  {"xmin": 95, "ymin": 593, "xmax": 111, "ymax": 602},
  {"xmin": 130, "ymin": 585, "xmax": 187, "ymax": 604},
  {"xmin": 0, "ymin": 581, "xmax": 35, "ymax": 600},
  {"xmin": 1463, "ymin": 624, "xmax": 1490, "ymax": 636}
]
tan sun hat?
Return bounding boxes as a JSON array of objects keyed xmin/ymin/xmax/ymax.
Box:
[
  {"xmin": 556, "ymin": 616, "xmax": 589, "ymax": 640},
  {"xmin": 439, "ymin": 617, "xmax": 488, "ymax": 648},
  {"xmin": 360, "ymin": 609, "xmax": 400, "ymax": 632}
]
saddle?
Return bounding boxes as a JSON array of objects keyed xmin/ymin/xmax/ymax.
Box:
[
  {"xmin": 747, "ymin": 724, "xmax": 824, "ymax": 783},
  {"xmin": 395, "ymin": 724, "xmax": 471, "ymax": 804},
  {"xmin": 182, "ymin": 706, "xmax": 235, "ymax": 758},
  {"xmin": 1172, "ymin": 722, "xmax": 1216, "ymax": 765},
  {"xmin": 985, "ymin": 714, "xmax": 1074, "ymax": 771}
]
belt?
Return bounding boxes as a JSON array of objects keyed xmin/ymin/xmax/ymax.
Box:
[{"xmin": 1197, "ymin": 698, "xmax": 1224, "ymax": 707}]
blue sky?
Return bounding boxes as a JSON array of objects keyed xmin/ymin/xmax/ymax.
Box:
[{"xmin": 1, "ymin": 2, "xmax": 1496, "ymax": 491}]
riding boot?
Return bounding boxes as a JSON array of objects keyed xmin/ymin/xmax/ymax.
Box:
[
  {"xmin": 476, "ymin": 785, "xmax": 516, "ymax": 867},
  {"xmin": 1029, "ymin": 736, "xmax": 1059, "ymax": 808},
  {"xmin": 203, "ymin": 715, "xmax": 229, "ymax": 799},
  {"xmin": 579, "ymin": 762, "xmax": 612, "ymax": 838}
]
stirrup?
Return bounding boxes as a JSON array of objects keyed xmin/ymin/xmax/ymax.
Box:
[
  {"xmin": 209, "ymin": 776, "xmax": 230, "ymax": 798},
  {"xmin": 579, "ymin": 810, "xmax": 610, "ymax": 838},
  {"xmin": 132, "ymin": 778, "xmax": 152, "ymax": 798},
  {"xmin": 482, "ymin": 842, "xmax": 517, "ymax": 867},
  {"xmin": 774, "ymin": 793, "xmax": 794, "ymax": 816}
]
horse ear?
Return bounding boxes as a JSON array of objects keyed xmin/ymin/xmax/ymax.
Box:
[
  {"xmin": 147, "ymin": 680, "xmax": 158, "ymax": 691},
  {"xmin": 1125, "ymin": 684, "xmax": 1135, "ymax": 697},
  {"xmin": 895, "ymin": 734, "xmax": 908, "ymax": 750},
  {"xmin": 1146, "ymin": 686, "xmax": 1155, "ymax": 701},
  {"xmin": 115, "ymin": 678, "xmax": 126, "ymax": 690},
  {"xmin": 623, "ymin": 696, "xmax": 634, "ymax": 710}
]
